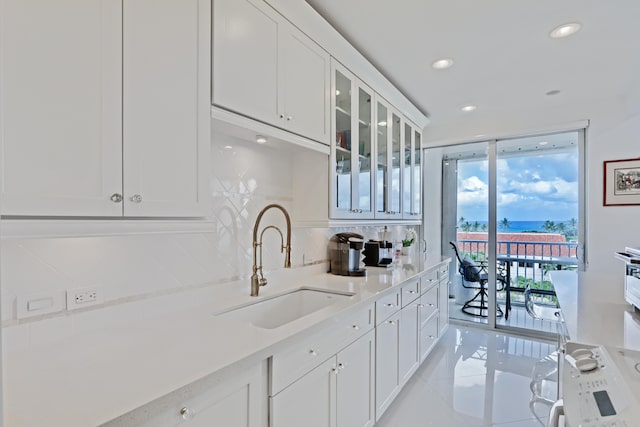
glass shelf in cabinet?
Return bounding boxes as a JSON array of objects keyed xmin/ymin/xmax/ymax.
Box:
[{"xmin": 335, "ymin": 106, "xmax": 351, "ymax": 117}]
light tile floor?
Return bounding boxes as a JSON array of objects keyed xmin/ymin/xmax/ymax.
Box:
[{"xmin": 376, "ymin": 325, "xmax": 558, "ymax": 427}]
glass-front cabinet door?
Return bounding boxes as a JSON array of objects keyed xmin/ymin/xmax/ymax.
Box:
[
  {"xmin": 375, "ymin": 98, "xmax": 403, "ymax": 219},
  {"xmin": 330, "ymin": 60, "xmax": 374, "ymax": 219},
  {"xmin": 402, "ymin": 122, "xmax": 423, "ymax": 219},
  {"xmin": 403, "ymin": 122, "xmax": 413, "ymax": 217},
  {"xmin": 413, "ymin": 129, "xmax": 422, "ymax": 217}
]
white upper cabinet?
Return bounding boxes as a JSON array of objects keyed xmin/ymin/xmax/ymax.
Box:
[
  {"xmin": 0, "ymin": 0, "xmax": 123, "ymax": 216},
  {"xmin": 0, "ymin": 0, "xmax": 210, "ymax": 217},
  {"xmin": 122, "ymin": 0, "xmax": 210, "ymax": 217},
  {"xmin": 212, "ymin": 0, "xmax": 279, "ymax": 126},
  {"xmin": 330, "ymin": 61, "xmax": 375, "ymax": 219},
  {"xmin": 213, "ymin": 0, "xmax": 330, "ymax": 145}
]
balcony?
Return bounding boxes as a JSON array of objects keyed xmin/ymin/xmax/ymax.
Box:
[{"xmin": 450, "ymin": 236, "xmax": 578, "ymax": 333}]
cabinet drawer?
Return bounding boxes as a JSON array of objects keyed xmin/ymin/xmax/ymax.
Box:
[
  {"xmin": 420, "ymin": 315, "xmax": 439, "ymax": 360},
  {"xmin": 375, "ymin": 291, "xmax": 400, "ymax": 324},
  {"xmin": 421, "ymin": 270, "xmax": 439, "ymax": 294},
  {"xmin": 419, "ymin": 286, "xmax": 438, "ymax": 327},
  {"xmin": 270, "ymin": 303, "xmax": 373, "ymax": 395},
  {"xmin": 438, "ymin": 264, "xmax": 449, "ymax": 280},
  {"xmin": 400, "ymin": 280, "xmax": 420, "ymax": 307}
]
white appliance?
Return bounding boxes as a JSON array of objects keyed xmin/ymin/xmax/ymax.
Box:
[
  {"xmin": 549, "ymin": 341, "xmax": 640, "ymax": 427},
  {"xmin": 614, "ymin": 246, "xmax": 640, "ymax": 310}
]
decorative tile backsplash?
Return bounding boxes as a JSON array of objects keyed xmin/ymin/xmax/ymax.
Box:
[{"xmin": 0, "ymin": 132, "xmax": 420, "ymax": 324}]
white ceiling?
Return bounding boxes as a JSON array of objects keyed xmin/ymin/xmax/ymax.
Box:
[{"xmin": 305, "ymin": 0, "xmax": 640, "ymax": 143}]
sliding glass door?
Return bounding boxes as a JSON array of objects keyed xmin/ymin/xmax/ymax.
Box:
[{"xmin": 439, "ymin": 130, "xmax": 584, "ymax": 336}]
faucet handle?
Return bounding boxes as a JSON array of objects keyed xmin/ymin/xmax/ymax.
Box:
[{"xmin": 259, "ymin": 278, "xmax": 268, "ymax": 287}]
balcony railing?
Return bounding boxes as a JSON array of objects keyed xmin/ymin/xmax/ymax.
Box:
[{"xmin": 457, "ymin": 239, "xmax": 578, "ymax": 304}]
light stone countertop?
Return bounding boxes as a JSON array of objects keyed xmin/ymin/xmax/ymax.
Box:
[
  {"xmin": 550, "ymin": 270, "xmax": 640, "ymax": 350},
  {"xmin": 3, "ymin": 256, "xmax": 449, "ymax": 427}
]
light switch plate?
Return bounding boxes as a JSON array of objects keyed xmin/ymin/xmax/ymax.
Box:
[{"xmin": 17, "ymin": 291, "xmax": 66, "ymax": 319}]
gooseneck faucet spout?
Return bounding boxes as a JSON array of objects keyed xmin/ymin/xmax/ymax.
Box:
[{"xmin": 251, "ymin": 204, "xmax": 292, "ymax": 296}]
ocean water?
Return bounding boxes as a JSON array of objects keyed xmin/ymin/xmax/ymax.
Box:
[{"xmin": 463, "ymin": 220, "xmax": 575, "ymax": 233}]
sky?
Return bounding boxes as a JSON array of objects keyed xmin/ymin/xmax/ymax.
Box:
[{"xmin": 457, "ymin": 151, "xmax": 578, "ymax": 222}]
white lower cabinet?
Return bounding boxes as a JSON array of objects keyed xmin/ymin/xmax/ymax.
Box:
[
  {"xmin": 375, "ymin": 310, "xmax": 400, "ymax": 420},
  {"xmin": 398, "ymin": 302, "xmax": 420, "ymax": 386},
  {"xmin": 438, "ymin": 265, "xmax": 451, "ymax": 335},
  {"xmin": 103, "ymin": 361, "xmax": 266, "ymax": 427},
  {"xmin": 270, "ymin": 329, "xmax": 375, "ymax": 427},
  {"xmin": 337, "ymin": 330, "xmax": 376, "ymax": 427},
  {"xmin": 420, "ymin": 315, "xmax": 440, "ymax": 363}
]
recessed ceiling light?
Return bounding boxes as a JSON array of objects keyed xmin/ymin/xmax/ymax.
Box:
[
  {"xmin": 224, "ymin": 145, "xmax": 233, "ymax": 149},
  {"xmin": 255, "ymin": 135, "xmax": 267, "ymax": 144},
  {"xmin": 546, "ymin": 89, "xmax": 561, "ymax": 96},
  {"xmin": 461, "ymin": 105, "xmax": 477, "ymax": 112},
  {"xmin": 550, "ymin": 22, "xmax": 581, "ymax": 39},
  {"xmin": 432, "ymin": 58, "xmax": 454, "ymax": 70},
  {"xmin": 539, "ymin": 141, "xmax": 549, "ymax": 146}
]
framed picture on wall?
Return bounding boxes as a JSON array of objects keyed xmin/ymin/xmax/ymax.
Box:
[{"xmin": 604, "ymin": 158, "xmax": 640, "ymax": 206}]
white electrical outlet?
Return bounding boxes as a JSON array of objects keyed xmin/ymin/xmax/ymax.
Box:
[{"xmin": 66, "ymin": 286, "xmax": 103, "ymax": 310}]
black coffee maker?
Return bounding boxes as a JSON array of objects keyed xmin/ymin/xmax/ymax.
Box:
[
  {"xmin": 329, "ymin": 233, "xmax": 366, "ymax": 276},
  {"xmin": 363, "ymin": 240, "xmax": 394, "ymax": 267}
]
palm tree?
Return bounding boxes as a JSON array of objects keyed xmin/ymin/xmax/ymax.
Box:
[
  {"xmin": 481, "ymin": 223, "xmax": 487, "ymax": 232},
  {"xmin": 472, "ymin": 221, "xmax": 480, "ymax": 231},
  {"xmin": 542, "ymin": 220, "xmax": 556, "ymax": 232},
  {"xmin": 462, "ymin": 221, "xmax": 471, "ymax": 232},
  {"xmin": 500, "ymin": 217, "xmax": 510, "ymax": 230}
]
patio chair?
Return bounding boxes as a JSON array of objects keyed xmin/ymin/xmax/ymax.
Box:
[
  {"xmin": 524, "ymin": 284, "xmax": 563, "ymax": 425},
  {"xmin": 449, "ymin": 241, "xmax": 506, "ymax": 318}
]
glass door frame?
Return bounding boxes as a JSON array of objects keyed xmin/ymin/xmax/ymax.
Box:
[{"xmin": 437, "ymin": 128, "xmax": 587, "ymax": 333}]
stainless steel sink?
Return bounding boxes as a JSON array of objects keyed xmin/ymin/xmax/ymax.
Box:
[{"xmin": 214, "ymin": 288, "xmax": 355, "ymax": 329}]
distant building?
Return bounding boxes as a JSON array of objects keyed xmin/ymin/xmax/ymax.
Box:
[{"xmin": 457, "ymin": 232, "xmax": 576, "ymax": 257}]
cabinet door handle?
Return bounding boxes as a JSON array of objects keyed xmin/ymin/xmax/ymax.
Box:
[
  {"xmin": 417, "ymin": 304, "xmax": 424, "ymax": 308},
  {"xmin": 286, "ymin": 115, "xmax": 293, "ymax": 121},
  {"xmin": 338, "ymin": 363, "xmax": 345, "ymax": 370},
  {"xmin": 385, "ymin": 303, "xmax": 395, "ymax": 307},
  {"xmin": 332, "ymin": 367, "xmax": 339, "ymax": 375},
  {"xmin": 129, "ymin": 194, "xmax": 142, "ymax": 203},
  {"xmin": 180, "ymin": 407, "xmax": 192, "ymax": 420},
  {"xmin": 309, "ymin": 349, "xmax": 318, "ymax": 356},
  {"xmin": 110, "ymin": 193, "xmax": 123, "ymax": 203},
  {"xmin": 352, "ymin": 324, "xmax": 360, "ymax": 330},
  {"xmin": 279, "ymin": 114, "xmax": 285, "ymax": 119},
  {"xmin": 387, "ymin": 320, "xmax": 395, "ymax": 325},
  {"xmin": 406, "ymin": 290, "xmax": 416, "ymax": 294}
]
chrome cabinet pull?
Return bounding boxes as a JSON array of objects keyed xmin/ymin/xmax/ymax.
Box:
[
  {"xmin": 352, "ymin": 324, "xmax": 360, "ymax": 330},
  {"xmin": 110, "ymin": 193, "xmax": 123, "ymax": 203},
  {"xmin": 180, "ymin": 407, "xmax": 191, "ymax": 420},
  {"xmin": 129, "ymin": 194, "xmax": 142, "ymax": 203},
  {"xmin": 309, "ymin": 349, "xmax": 318, "ymax": 356}
]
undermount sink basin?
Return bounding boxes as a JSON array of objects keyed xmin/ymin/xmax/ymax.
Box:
[{"xmin": 215, "ymin": 288, "xmax": 355, "ymax": 329}]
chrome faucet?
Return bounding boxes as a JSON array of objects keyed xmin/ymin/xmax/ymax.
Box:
[{"xmin": 251, "ymin": 204, "xmax": 292, "ymax": 296}]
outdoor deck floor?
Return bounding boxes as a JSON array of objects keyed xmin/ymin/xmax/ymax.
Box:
[{"xmin": 448, "ymin": 297, "xmax": 559, "ymax": 334}]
